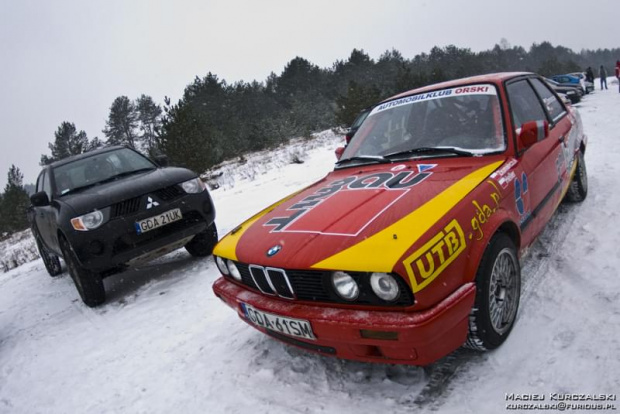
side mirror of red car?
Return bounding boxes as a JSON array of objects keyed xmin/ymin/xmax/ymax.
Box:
[
  {"xmin": 335, "ymin": 146, "xmax": 345, "ymax": 160},
  {"xmin": 518, "ymin": 120, "xmax": 549, "ymax": 151}
]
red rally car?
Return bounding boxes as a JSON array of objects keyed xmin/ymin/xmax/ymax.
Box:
[{"xmin": 212, "ymin": 72, "xmax": 588, "ymax": 366}]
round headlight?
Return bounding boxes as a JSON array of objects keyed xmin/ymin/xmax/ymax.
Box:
[
  {"xmin": 215, "ymin": 256, "xmax": 229, "ymax": 275},
  {"xmin": 370, "ymin": 273, "xmax": 400, "ymax": 301},
  {"xmin": 227, "ymin": 260, "xmax": 242, "ymax": 281},
  {"xmin": 331, "ymin": 271, "xmax": 359, "ymax": 301}
]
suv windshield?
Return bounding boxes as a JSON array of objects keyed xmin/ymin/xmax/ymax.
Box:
[
  {"xmin": 339, "ymin": 84, "xmax": 505, "ymax": 165},
  {"xmin": 53, "ymin": 148, "xmax": 156, "ymax": 196}
]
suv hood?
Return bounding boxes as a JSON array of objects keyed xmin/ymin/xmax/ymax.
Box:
[
  {"xmin": 58, "ymin": 167, "xmax": 196, "ymax": 214},
  {"xmin": 215, "ymin": 157, "xmax": 505, "ymax": 271}
]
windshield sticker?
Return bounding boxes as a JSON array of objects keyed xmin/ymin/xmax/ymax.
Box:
[
  {"xmin": 370, "ymin": 84, "xmax": 497, "ymax": 117},
  {"xmin": 263, "ymin": 166, "xmax": 435, "ymax": 236}
]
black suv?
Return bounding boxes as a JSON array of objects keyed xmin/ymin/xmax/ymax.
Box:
[{"xmin": 28, "ymin": 146, "xmax": 217, "ymax": 307}]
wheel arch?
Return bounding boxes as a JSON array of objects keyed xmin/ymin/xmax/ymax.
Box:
[{"xmin": 464, "ymin": 214, "xmax": 522, "ymax": 283}]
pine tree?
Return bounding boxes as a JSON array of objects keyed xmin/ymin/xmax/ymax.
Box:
[
  {"xmin": 0, "ymin": 165, "xmax": 31, "ymax": 234},
  {"xmin": 136, "ymin": 94, "xmax": 163, "ymax": 156},
  {"xmin": 40, "ymin": 122, "xmax": 90, "ymax": 165},
  {"xmin": 103, "ymin": 96, "xmax": 139, "ymax": 148},
  {"xmin": 335, "ymin": 80, "xmax": 381, "ymax": 126}
]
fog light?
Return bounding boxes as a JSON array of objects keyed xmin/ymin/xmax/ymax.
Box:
[
  {"xmin": 331, "ymin": 271, "xmax": 359, "ymax": 301},
  {"xmin": 370, "ymin": 272, "xmax": 400, "ymax": 301},
  {"xmin": 88, "ymin": 240, "xmax": 104, "ymax": 255}
]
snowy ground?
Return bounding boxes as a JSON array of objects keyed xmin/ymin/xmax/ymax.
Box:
[{"xmin": 1, "ymin": 89, "xmax": 619, "ymax": 414}]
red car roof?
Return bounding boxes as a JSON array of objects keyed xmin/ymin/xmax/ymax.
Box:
[{"xmin": 386, "ymin": 72, "xmax": 532, "ymax": 102}]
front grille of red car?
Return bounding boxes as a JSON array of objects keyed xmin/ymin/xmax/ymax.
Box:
[{"xmin": 233, "ymin": 262, "xmax": 414, "ymax": 307}]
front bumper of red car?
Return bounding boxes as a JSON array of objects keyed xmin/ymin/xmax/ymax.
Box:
[{"xmin": 212, "ymin": 277, "xmax": 476, "ymax": 366}]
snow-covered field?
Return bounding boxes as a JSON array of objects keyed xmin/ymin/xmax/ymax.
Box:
[{"xmin": 1, "ymin": 90, "xmax": 619, "ymax": 414}]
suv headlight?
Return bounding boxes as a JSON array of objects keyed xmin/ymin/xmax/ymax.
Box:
[
  {"xmin": 181, "ymin": 178, "xmax": 206, "ymax": 194},
  {"xmin": 71, "ymin": 210, "xmax": 105, "ymax": 231}
]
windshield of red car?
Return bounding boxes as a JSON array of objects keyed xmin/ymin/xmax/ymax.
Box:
[{"xmin": 341, "ymin": 84, "xmax": 506, "ymax": 161}]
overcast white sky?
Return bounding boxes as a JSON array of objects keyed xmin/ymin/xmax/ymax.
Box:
[{"xmin": 0, "ymin": 0, "xmax": 617, "ymax": 188}]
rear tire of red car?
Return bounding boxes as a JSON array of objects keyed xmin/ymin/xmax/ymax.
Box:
[
  {"xmin": 465, "ymin": 233, "xmax": 521, "ymax": 351},
  {"xmin": 35, "ymin": 236, "xmax": 63, "ymax": 277},
  {"xmin": 565, "ymin": 151, "xmax": 588, "ymax": 202},
  {"xmin": 60, "ymin": 236, "xmax": 106, "ymax": 307},
  {"xmin": 185, "ymin": 222, "xmax": 218, "ymax": 257}
]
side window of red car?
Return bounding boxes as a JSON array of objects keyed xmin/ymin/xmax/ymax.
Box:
[
  {"xmin": 530, "ymin": 78, "xmax": 566, "ymax": 123},
  {"xmin": 507, "ymin": 80, "xmax": 547, "ymax": 130}
]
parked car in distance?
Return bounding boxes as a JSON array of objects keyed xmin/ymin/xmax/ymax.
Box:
[
  {"xmin": 212, "ymin": 72, "xmax": 588, "ymax": 366},
  {"xmin": 551, "ymin": 74, "xmax": 586, "ymax": 94},
  {"xmin": 545, "ymin": 78, "xmax": 582, "ymax": 104},
  {"xmin": 568, "ymin": 72, "xmax": 594, "ymax": 94},
  {"xmin": 29, "ymin": 146, "xmax": 218, "ymax": 307}
]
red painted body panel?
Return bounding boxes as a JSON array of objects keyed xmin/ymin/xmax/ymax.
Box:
[{"xmin": 213, "ymin": 277, "xmax": 476, "ymax": 365}]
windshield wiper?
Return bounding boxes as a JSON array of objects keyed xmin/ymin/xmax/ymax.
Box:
[
  {"xmin": 98, "ymin": 167, "xmax": 156, "ymax": 184},
  {"xmin": 384, "ymin": 147, "xmax": 475, "ymax": 159},
  {"xmin": 59, "ymin": 182, "xmax": 99, "ymax": 196},
  {"xmin": 335, "ymin": 155, "xmax": 391, "ymax": 166}
]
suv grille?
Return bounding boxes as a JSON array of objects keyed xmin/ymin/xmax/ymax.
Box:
[{"xmin": 110, "ymin": 185, "xmax": 184, "ymax": 219}]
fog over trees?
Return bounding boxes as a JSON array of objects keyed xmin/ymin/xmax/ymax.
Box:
[{"xmin": 1, "ymin": 40, "xmax": 617, "ymax": 236}]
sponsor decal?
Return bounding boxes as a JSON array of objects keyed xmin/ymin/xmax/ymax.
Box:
[
  {"xmin": 370, "ymin": 84, "xmax": 497, "ymax": 117},
  {"xmin": 403, "ymin": 219, "xmax": 466, "ymax": 292},
  {"xmin": 469, "ymin": 181, "xmax": 501, "ymax": 241},
  {"xmin": 515, "ymin": 173, "xmax": 530, "ymax": 224},
  {"xmin": 490, "ymin": 158, "xmax": 518, "ymax": 188},
  {"xmin": 310, "ymin": 161, "xmax": 503, "ymax": 273},
  {"xmin": 264, "ymin": 165, "xmax": 435, "ymax": 233}
]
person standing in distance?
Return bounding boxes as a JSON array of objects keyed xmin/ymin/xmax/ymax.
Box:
[
  {"xmin": 599, "ymin": 65, "xmax": 608, "ymax": 90},
  {"xmin": 616, "ymin": 61, "xmax": 620, "ymax": 93}
]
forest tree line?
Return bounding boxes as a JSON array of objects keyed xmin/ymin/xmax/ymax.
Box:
[{"xmin": 1, "ymin": 40, "xmax": 618, "ymax": 237}]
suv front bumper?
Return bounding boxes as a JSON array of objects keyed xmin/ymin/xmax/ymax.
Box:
[{"xmin": 66, "ymin": 191, "xmax": 215, "ymax": 271}]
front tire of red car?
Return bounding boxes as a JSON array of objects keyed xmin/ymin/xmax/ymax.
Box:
[
  {"xmin": 60, "ymin": 236, "xmax": 106, "ymax": 307},
  {"xmin": 465, "ymin": 233, "xmax": 521, "ymax": 351},
  {"xmin": 565, "ymin": 151, "xmax": 588, "ymax": 202},
  {"xmin": 185, "ymin": 222, "xmax": 218, "ymax": 257}
]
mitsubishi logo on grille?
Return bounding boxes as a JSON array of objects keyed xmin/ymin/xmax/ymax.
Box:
[{"xmin": 146, "ymin": 196, "xmax": 160, "ymax": 209}]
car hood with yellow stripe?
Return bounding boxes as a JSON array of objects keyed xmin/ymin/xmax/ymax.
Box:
[{"xmin": 214, "ymin": 157, "xmax": 504, "ymax": 273}]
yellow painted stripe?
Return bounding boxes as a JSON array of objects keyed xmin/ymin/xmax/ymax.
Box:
[
  {"xmin": 310, "ymin": 161, "xmax": 503, "ymax": 272},
  {"xmin": 213, "ymin": 187, "xmax": 310, "ymax": 260}
]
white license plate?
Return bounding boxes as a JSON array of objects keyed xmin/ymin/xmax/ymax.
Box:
[
  {"xmin": 135, "ymin": 208, "xmax": 182, "ymax": 234},
  {"xmin": 241, "ymin": 303, "xmax": 316, "ymax": 341}
]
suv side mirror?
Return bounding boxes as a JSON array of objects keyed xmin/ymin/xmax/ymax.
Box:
[
  {"xmin": 30, "ymin": 191, "xmax": 50, "ymax": 207},
  {"xmin": 518, "ymin": 120, "xmax": 548, "ymax": 151},
  {"xmin": 154, "ymin": 154, "xmax": 169, "ymax": 167}
]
